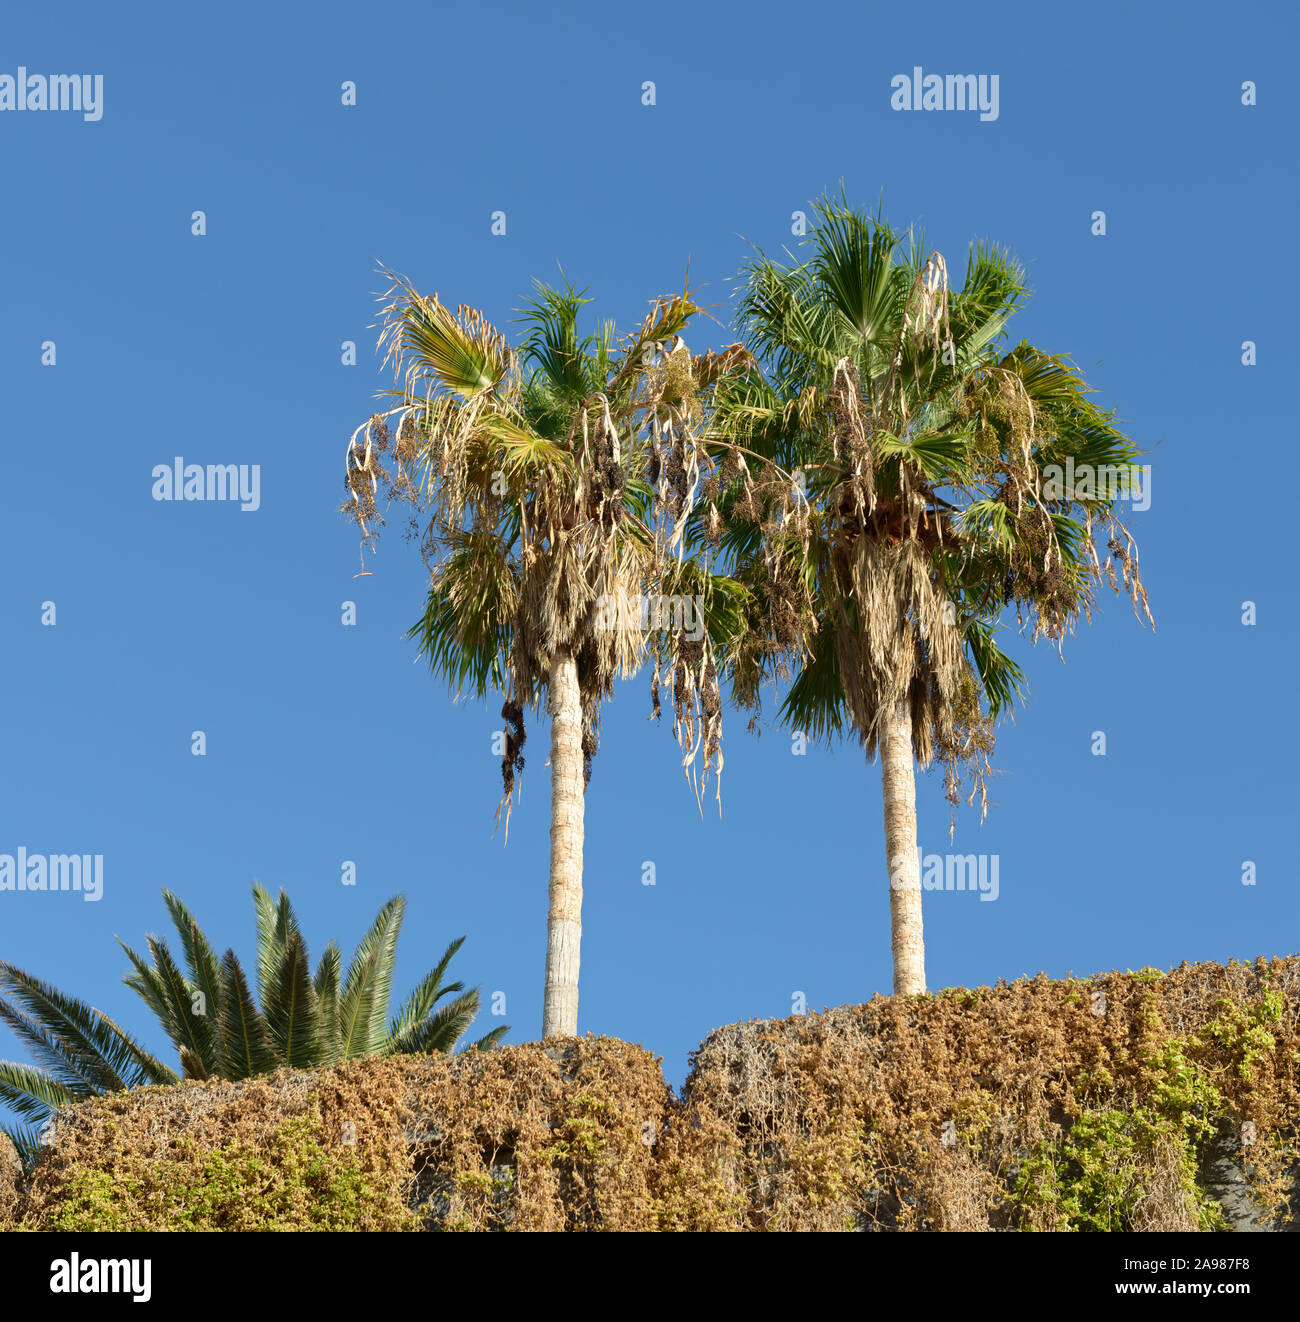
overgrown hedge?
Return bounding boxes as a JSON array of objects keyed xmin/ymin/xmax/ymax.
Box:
[
  {"xmin": 3, "ymin": 957, "xmax": 1296, "ymax": 1231},
  {"xmin": 685, "ymin": 956, "xmax": 1300, "ymax": 1230}
]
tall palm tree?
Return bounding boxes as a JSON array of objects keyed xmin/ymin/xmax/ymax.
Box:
[
  {"xmin": 344, "ymin": 273, "xmax": 745, "ymax": 1039},
  {"xmin": 0, "ymin": 884, "xmax": 501, "ymax": 1164},
  {"xmin": 705, "ymin": 196, "xmax": 1152, "ymax": 995}
]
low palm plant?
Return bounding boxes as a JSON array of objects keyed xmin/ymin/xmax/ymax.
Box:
[
  {"xmin": 0, "ymin": 972, "xmax": 175, "ymax": 1168},
  {"xmin": 0, "ymin": 884, "xmax": 503, "ymax": 1165}
]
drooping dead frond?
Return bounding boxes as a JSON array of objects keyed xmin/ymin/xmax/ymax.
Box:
[
  {"xmin": 831, "ymin": 356, "xmax": 876, "ymax": 525},
  {"xmin": 904, "ymin": 251, "xmax": 951, "ymax": 350},
  {"xmin": 832, "ymin": 538, "xmax": 967, "ymax": 758}
]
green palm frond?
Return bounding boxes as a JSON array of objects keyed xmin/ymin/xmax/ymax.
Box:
[
  {"xmin": 0, "ymin": 1062, "xmax": 79, "ymax": 1125},
  {"xmin": 3, "ymin": 1121, "xmax": 47, "ymax": 1172},
  {"xmin": 262, "ymin": 931, "xmax": 323, "ymax": 1071},
  {"xmin": 0, "ymin": 961, "xmax": 174, "ymax": 1092},
  {"xmin": 0, "ymin": 999, "xmax": 114, "ymax": 1098},
  {"xmin": 962, "ymin": 617, "xmax": 1028, "ymax": 720},
  {"xmin": 776, "ymin": 621, "xmax": 846, "ymax": 741},
  {"xmin": 214, "ymin": 950, "xmax": 276, "ymax": 1081},
  {"xmin": 467, "ymin": 1024, "xmax": 509, "ymax": 1052},
  {"xmin": 118, "ymin": 939, "xmax": 171, "ymax": 1031},
  {"xmin": 479, "ymin": 414, "xmax": 568, "ymax": 473},
  {"xmin": 253, "ymin": 883, "xmax": 300, "ymax": 1004},
  {"xmin": 314, "ymin": 943, "xmax": 342, "ymax": 1067},
  {"xmin": 161, "ymin": 890, "xmax": 223, "ymax": 1054},
  {"xmin": 380, "ymin": 276, "xmax": 511, "ymax": 400},
  {"xmin": 738, "ymin": 256, "xmax": 838, "ymax": 387},
  {"xmin": 517, "ymin": 278, "xmax": 596, "ymax": 403},
  {"xmin": 395, "ymin": 988, "xmax": 483, "ymax": 1056},
  {"xmin": 386, "ymin": 936, "xmax": 466, "ymax": 1049},
  {"xmin": 338, "ymin": 897, "xmax": 404, "ymax": 1060},
  {"xmin": 808, "ymin": 195, "xmax": 903, "ymax": 345},
  {"xmin": 408, "ymin": 533, "xmax": 517, "ymax": 700},
  {"xmin": 875, "ymin": 425, "xmax": 978, "ymax": 483},
  {"xmin": 336, "ymin": 948, "xmax": 381, "ymax": 1062},
  {"xmin": 144, "ymin": 936, "xmax": 214, "ymax": 1078}
]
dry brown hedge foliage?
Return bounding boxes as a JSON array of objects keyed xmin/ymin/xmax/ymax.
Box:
[
  {"xmin": 5, "ymin": 958, "xmax": 1297, "ymax": 1232},
  {"xmin": 683, "ymin": 956, "xmax": 1300, "ymax": 1231},
  {"xmin": 8, "ymin": 1038, "xmax": 735, "ymax": 1232},
  {"xmin": 0, "ymin": 1133, "xmax": 20, "ymax": 1226}
]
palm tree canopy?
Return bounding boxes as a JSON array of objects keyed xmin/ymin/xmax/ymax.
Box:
[
  {"xmin": 345, "ymin": 270, "xmax": 752, "ymax": 813},
  {"xmin": 0, "ymin": 885, "xmax": 503, "ymax": 1166},
  {"xmin": 0, "ymin": 962, "xmax": 177, "ymax": 1167},
  {"xmin": 703, "ymin": 194, "xmax": 1151, "ymax": 816},
  {"xmin": 119, "ymin": 884, "xmax": 505, "ymax": 1078}
]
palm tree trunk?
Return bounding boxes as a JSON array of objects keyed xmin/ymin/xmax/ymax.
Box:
[
  {"xmin": 542, "ymin": 647, "xmax": 585, "ymax": 1038},
  {"xmin": 880, "ymin": 694, "xmax": 926, "ymax": 996}
]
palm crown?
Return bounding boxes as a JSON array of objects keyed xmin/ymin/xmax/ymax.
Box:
[
  {"xmin": 707, "ymin": 196, "xmax": 1151, "ymax": 810},
  {"xmin": 345, "ymin": 272, "xmax": 748, "ymax": 811},
  {"xmin": 0, "ymin": 885, "xmax": 502, "ymax": 1166}
]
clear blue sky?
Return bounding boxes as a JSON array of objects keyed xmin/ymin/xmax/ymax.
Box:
[{"xmin": 1, "ymin": 0, "xmax": 1294, "ymax": 1101}]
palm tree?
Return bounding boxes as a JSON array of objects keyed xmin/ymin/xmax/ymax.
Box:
[
  {"xmin": 0, "ymin": 884, "xmax": 502, "ymax": 1164},
  {"xmin": 0, "ymin": 970, "xmax": 176, "ymax": 1168},
  {"xmin": 705, "ymin": 196, "xmax": 1152, "ymax": 995},
  {"xmin": 344, "ymin": 273, "xmax": 746, "ymax": 1038}
]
